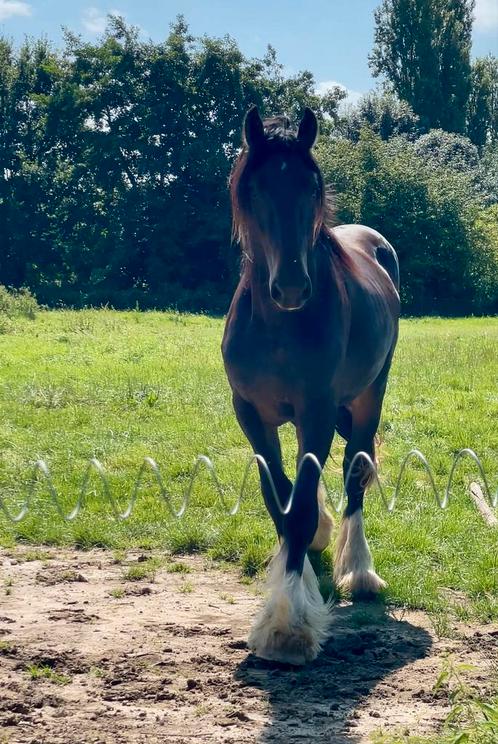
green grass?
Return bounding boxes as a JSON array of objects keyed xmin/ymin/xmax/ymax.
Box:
[
  {"xmin": 122, "ymin": 556, "xmax": 164, "ymax": 581},
  {"xmin": 26, "ymin": 663, "xmax": 71, "ymax": 685},
  {"xmin": 0, "ymin": 310, "xmax": 497, "ymax": 622},
  {"xmin": 164, "ymin": 560, "xmax": 192, "ymax": 574}
]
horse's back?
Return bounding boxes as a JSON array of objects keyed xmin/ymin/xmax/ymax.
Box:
[{"xmin": 332, "ymin": 224, "xmax": 399, "ymax": 291}]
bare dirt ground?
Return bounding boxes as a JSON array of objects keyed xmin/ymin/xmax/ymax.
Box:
[{"xmin": 0, "ymin": 547, "xmax": 496, "ymax": 744}]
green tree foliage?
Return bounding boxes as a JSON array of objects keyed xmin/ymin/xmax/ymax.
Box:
[
  {"xmin": 0, "ymin": 37, "xmax": 64, "ymax": 288},
  {"xmin": 477, "ymin": 144, "xmax": 498, "ymax": 205},
  {"xmin": 467, "ymin": 55, "xmax": 498, "ymax": 148},
  {"xmin": 338, "ymin": 90, "xmax": 422, "ymax": 141},
  {"xmin": 0, "ymin": 16, "xmax": 497, "ymax": 315},
  {"xmin": 316, "ymin": 129, "xmax": 498, "ymax": 314},
  {"xmin": 0, "ymin": 17, "xmax": 343, "ymax": 311},
  {"xmin": 370, "ymin": 0, "xmax": 474, "ymax": 133},
  {"xmin": 414, "ymin": 129, "xmax": 479, "ymax": 170},
  {"xmin": 413, "ymin": 129, "xmax": 498, "ymax": 208}
]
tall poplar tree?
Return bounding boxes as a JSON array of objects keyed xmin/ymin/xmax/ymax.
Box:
[
  {"xmin": 369, "ymin": 0, "xmax": 474, "ymax": 133},
  {"xmin": 467, "ymin": 55, "xmax": 498, "ymax": 148}
]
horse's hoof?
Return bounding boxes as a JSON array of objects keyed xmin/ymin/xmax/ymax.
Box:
[
  {"xmin": 248, "ymin": 625, "xmax": 318, "ymax": 665},
  {"xmin": 336, "ymin": 568, "xmax": 387, "ymax": 599},
  {"xmin": 248, "ymin": 548, "xmax": 330, "ymax": 665}
]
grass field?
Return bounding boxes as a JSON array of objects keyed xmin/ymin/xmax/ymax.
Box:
[{"xmin": 0, "ymin": 310, "xmax": 497, "ymax": 626}]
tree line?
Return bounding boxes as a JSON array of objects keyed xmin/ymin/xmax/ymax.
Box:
[{"xmin": 1, "ymin": 3, "xmax": 497, "ymax": 315}]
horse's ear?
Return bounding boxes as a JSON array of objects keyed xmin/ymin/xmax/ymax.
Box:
[
  {"xmin": 243, "ymin": 105, "xmax": 265, "ymax": 150},
  {"xmin": 297, "ymin": 107, "xmax": 318, "ymax": 150}
]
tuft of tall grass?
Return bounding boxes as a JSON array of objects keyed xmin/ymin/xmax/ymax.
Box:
[
  {"xmin": 0, "ymin": 285, "xmax": 39, "ymax": 320},
  {"xmin": 0, "ymin": 285, "xmax": 39, "ymax": 334}
]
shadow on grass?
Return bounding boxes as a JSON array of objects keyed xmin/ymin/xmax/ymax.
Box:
[{"xmin": 234, "ymin": 599, "xmax": 432, "ymax": 744}]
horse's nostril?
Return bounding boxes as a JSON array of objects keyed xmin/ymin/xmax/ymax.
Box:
[
  {"xmin": 270, "ymin": 278, "xmax": 312, "ymax": 309},
  {"xmin": 302, "ymin": 279, "xmax": 312, "ymax": 302},
  {"xmin": 270, "ymin": 281, "xmax": 283, "ymax": 304}
]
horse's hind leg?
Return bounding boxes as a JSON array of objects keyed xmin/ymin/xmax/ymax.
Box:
[
  {"xmin": 334, "ymin": 377, "xmax": 389, "ymax": 598},
  {"xmin": 309, "ymin": 479, "xmax": 334, "ymax": 551},
  {"xmin": 307, "ymin": 406, "xmax": 351, "ymax": 552}
]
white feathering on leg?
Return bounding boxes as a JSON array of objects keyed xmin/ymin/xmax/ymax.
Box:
[
  {"xmin": 333, "ymin": 510, "xmax": 386, "ymax": 596},
  {"xmin": 309, "ymin": 482, "xmax": 334, "ymax": 552},
  {"xmin": 248, "ymin": 545, "xmax": 331, "ymax": 665}
]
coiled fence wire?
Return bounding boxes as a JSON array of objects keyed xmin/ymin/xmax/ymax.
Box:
[{"xmin": 0, "ymin": 448, "xmax": 496, "ymax": 527}]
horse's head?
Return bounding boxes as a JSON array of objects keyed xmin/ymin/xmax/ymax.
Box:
[{"xmin": 231, "ymin": 107, "xmax": 327, "ymax": 311}]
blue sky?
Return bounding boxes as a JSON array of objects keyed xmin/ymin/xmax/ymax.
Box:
[{"xmin": 1, "ymin": 0, "xmax": 497, "ymax": 101}]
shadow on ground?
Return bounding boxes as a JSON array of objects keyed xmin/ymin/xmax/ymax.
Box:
[{"xmin": 235, "ymin": 602, "xmax": 432, "ymax": 743}]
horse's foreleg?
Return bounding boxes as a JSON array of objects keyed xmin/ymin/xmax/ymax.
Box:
[
  {"xmin": 334, "ymin": 387, "xmax": 387, "ymax": 598},
  {"xmin": 248, "ymin": 539, "xmax": 329, "ymax": 665},
  {"xmin": 246, "ymin": 406, "xmax": 336, "ymax": 665},
  {"xmin": 233, "ymin": 394, "xmax": 308, "ymax": 662},
  {"xmin": 232, "ymin": 393, "xmax": 291, "ymax": 536}
]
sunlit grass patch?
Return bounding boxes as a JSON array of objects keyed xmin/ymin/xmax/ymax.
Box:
[{"xmin": 0, "ymin": 311, "xmax": 496, "ymax": 623}]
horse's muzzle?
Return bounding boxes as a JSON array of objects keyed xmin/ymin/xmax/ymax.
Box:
[{"xmin": 270, "ymin": 276, "xmax": 312, "ymax": 311}]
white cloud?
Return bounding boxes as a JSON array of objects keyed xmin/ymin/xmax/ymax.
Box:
[
  {"xmin": 474, "ymin": 0, "xmax": 498, "ymax": 31},
  {"xmin": 316, "ymin": 80, "xmax": 363, "ymax": 109},
  {"xmin": 0, "ymin": 0, "xmax": 32, "ymax": 21},
  {"xmin": 82, "ymin": 7, "xmax": 122, "ymax": 34},
  {"xmin": 82, "ymin": 7, "xmax": 107, "ymax": 33}
]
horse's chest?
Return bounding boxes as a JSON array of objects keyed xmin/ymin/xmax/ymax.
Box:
[{"xmin": 223, "ymin": 327, "xmax": 333, "ymax": 408}]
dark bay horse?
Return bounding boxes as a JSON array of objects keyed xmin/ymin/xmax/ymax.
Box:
[{"xmin": 222, "ymin": 107, "xmax": 400, "ymax": 665}]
